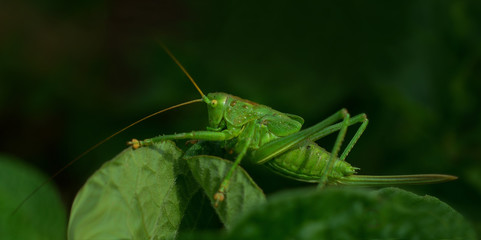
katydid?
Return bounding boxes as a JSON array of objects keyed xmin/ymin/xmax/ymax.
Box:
[
  {"xmin": 12, "ymin": 44, "xmax": 456, "ymax": 214},
  {"xmin": 127, "ymin": 44, "xmax": 457, "ymax": 207}
]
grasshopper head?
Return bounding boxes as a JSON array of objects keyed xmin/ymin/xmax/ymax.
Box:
[{"xmin": 205, "ymin": 92, "xmax": 229, "ymax": 130}]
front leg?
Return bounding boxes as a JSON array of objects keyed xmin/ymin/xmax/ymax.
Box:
[
  {"xmin": 214, "ymin": 121, "xmax": 256, "ymax": 207},
  {"xmin": 128, "ymin": 129, "xmax": 238, "ymax": 149}
]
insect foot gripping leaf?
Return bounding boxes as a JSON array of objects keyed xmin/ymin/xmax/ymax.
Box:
[
  {"xmin": 186, "ymin": 156, "xmax": 266, "ymax": 229},
  {"xmin": 67, "ymin": 141, "xmax": 199, "ymax": 240},
  {"xmin": 183, "ymin": 140, "xmax": 267, "ymax": 230}
]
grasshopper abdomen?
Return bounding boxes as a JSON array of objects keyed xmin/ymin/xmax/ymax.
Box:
[{"xmin": 264, "ymin": 140, "xmax": 357, "ymax": 183}]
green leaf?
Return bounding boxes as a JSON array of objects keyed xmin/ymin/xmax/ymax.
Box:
[
  {"xmin": 185, "ymin": 154, "xmax": 266, "ymax": 229},
  {"xmin": 182, "ymin": 140, "xmax": 267, "ymax": 229},
  {"xmin": 68, "ymin": 141, "xmax": 199, "ymax": 240},
  {"xmin": 223, "ymin": 187, "xmax": 476, "ymax": 240},
  {"xmin": 0, "ymin": 154, "xmax": 66, "ymax": 240},
  {"xmin": 178, "ymin": 186, "xmax": 223, "ymax": 232}
]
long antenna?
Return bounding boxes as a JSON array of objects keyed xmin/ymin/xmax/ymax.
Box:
[
  {"xmin": 11, "ymin": 98, "xmax": 203, "ymax": 216},
  {"xmin": 159, "ymin": 42, "xmax": 211, "ymax": 104}
]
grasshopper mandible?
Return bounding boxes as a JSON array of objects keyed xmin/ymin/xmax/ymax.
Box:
[{"xmin": 127, "ymin": 44, "xmax": 457, "ymax": 207}]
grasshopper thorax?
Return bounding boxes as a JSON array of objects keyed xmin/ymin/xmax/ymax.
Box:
[{"xmin": 205, "ymin": 92, "xmax": 266, "ymax": 131}]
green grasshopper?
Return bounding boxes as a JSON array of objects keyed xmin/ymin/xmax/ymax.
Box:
[
  {"xmin": 127, "ymin": 44, "xmax": 457, "ymax": 207},
  {"xmin": 12, "ymin": 44, "xmax": 456, "ymax": 214}
]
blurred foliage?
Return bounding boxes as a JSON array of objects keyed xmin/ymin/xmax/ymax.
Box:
[
  {"xmin": 181, "ymin": 187, "xmax": 476, "ymax": 240},
  {"xmin": 0, "ymin": 155, "xmax": 66, "ymax": 240},
  {"xmin": 1, "ymin": 0, "xmax": 480, "ymax": 236}
]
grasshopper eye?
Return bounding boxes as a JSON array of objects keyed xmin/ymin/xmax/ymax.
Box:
[{"xmin": 211, "ymin": 99, "xmax": 218, "ymax": 107}]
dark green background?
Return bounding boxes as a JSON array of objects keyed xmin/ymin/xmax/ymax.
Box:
[{"xmin": 1, "ymin": 0, "xmax": 480, "ymax": 235}]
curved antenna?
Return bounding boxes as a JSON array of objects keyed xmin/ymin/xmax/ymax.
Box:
[
  {"xmin": 11, "ymin": 98, "xmax": 203, "ymax": 216},
  {"xmin": 159, "ymin": 42, "xmax": 211, "ymax": 104}
]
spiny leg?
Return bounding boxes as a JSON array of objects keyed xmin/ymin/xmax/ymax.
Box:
[
  {"xmin": 318, "ymin": 112, "xmax": 350, "ymax": 189},
  {"xmin": 339, "ymin": 115, "xmax": 368, "ymax": 162},
  {"xmin": 309, "ymin": 113, "xmax": 367, "ymax": 143},
  {"xmin": 317, "ymin": 113, "xmax": 369, "ymax": 188},
  {"xmin": 309, "ymin": 113, "xmax": 368, "ymax": 160},
  {"xmin": 214, "ymin": 122, "xmax": 256, "ymax": 207}
]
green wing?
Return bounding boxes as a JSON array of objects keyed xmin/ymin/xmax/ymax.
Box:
[
  {"xmin": 263, "ymin": 115, "xmax": 302, "ymax": 137},
  {"xmin": 285, "ymin": 113, "xmax": 304, "ymax": 125}
]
